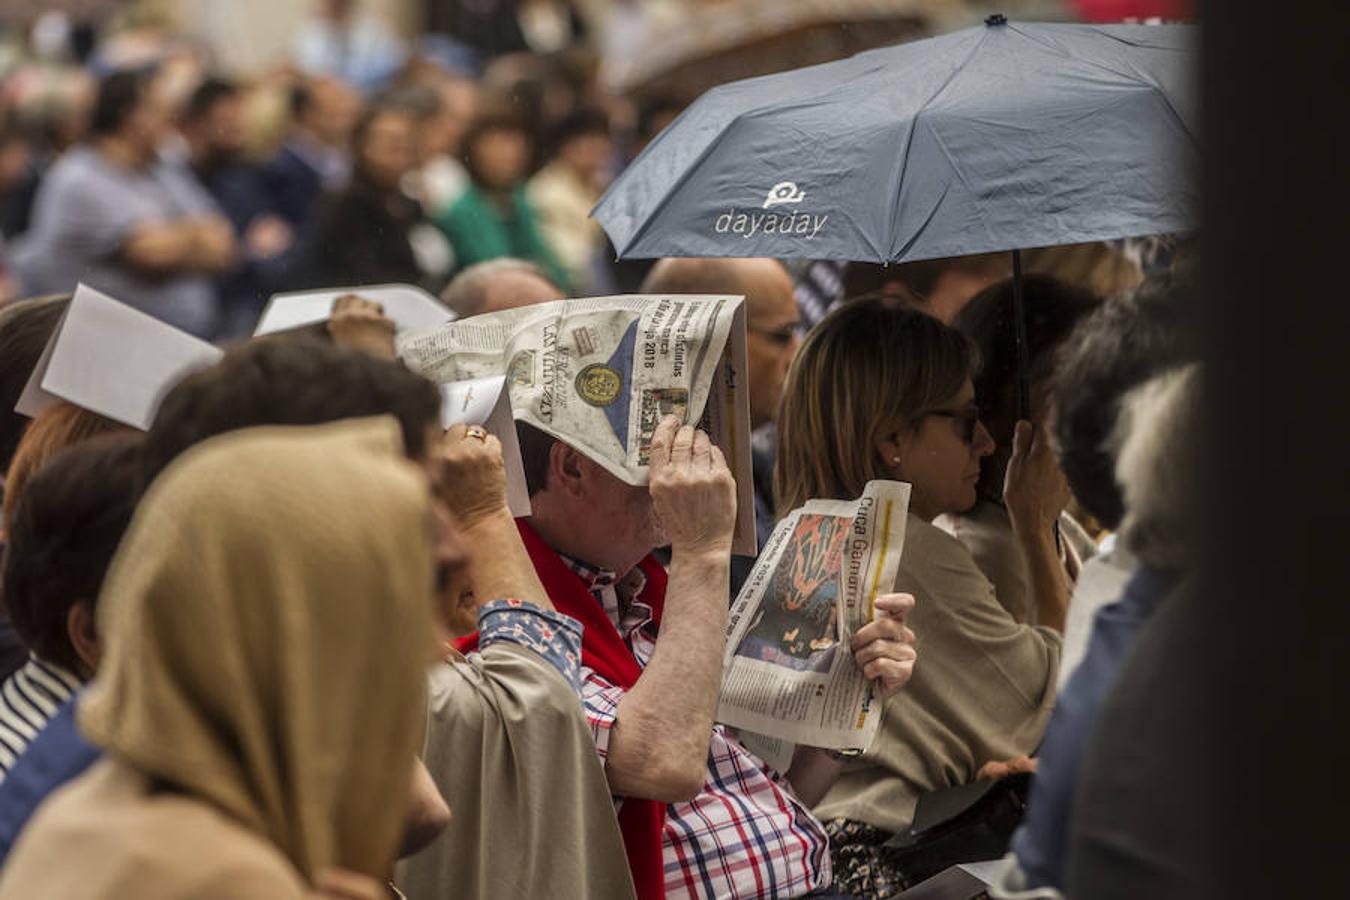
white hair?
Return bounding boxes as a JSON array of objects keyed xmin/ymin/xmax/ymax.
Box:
[
  {"xmin": 1111, "ymin": 363, "xmax": 1201, "ymax": 571},
  {"xmin": 439, "ymin": 258, "xmax": 555, "ymax": 317}
]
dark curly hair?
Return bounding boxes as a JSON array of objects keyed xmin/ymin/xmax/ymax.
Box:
[
  {"xmin": 953, "ymin": 274, "xmax": 1101, "ymax": 503},
  {"xmin": 1051, "ymin": 269, "xmax": 1199, "ymax": 529}
]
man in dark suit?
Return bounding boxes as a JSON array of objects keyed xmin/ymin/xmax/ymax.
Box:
[
  {"xmin": 260, "ymin": 75, "xmax": 358, "ymax": 294},
  {"xmin": 266, "ymin": 76, "xmax": 357, "ymax": 226}
]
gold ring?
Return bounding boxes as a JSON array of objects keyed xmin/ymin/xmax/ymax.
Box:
[{"xmin": 465, "ymin": 426, "xmax": 488, "ymax": 442}]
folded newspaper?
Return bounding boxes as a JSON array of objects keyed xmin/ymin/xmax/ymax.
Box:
[
  {"xmin": 718, "ymin": 480, "xmax": 911, "ymax": 752},
  {"xmin": 397, "ymin": 294, "xmax": 757, "ymax": 555}
]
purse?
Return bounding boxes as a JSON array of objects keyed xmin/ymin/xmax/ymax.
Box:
[{"xmin": 880, "ymin": 772, "xmax": 1034, "ymax": 888}]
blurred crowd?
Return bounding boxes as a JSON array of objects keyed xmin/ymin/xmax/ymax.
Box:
[{"xmin": 0, "ymin": 0, "xmax": 694, "ymax": 337}]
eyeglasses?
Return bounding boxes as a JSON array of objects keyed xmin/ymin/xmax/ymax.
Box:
[
  {"xmin": 924, "ymin": 405, "xmax": 982, "ymax": 445},
  {"xmin": 748, "ymin": 323, "xmax": 802, "ymax": 347}
]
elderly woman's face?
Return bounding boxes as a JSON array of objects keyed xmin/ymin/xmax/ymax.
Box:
[
  {"xmin": 469, "ymin": 127, "xmax": 530, "ymax": 191},
  {"xmin": 360, "ymin": 111, "xmax": 417, "ymax": 190},
  {"xmin": 887, "ymin": 379, "xmax": 996, "ymax": 521}
]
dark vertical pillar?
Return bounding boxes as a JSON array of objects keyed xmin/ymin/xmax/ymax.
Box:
[{"xmin": 1203, "ymin": 0, "xmax": 1350, "ymax": 894}]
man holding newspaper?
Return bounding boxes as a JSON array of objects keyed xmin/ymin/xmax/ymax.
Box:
[{"xmin": 402, "ymin": 293, "xmax": 918, "ymax": 899}]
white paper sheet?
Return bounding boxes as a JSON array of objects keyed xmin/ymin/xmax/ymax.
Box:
[
  {"xmin": 439, "ymin": 376, "xmax": 531, "ymax": 518},
  {"xmin": 15, "ymin": 284, "xmax": 224, "ymax": 430},
  {"xmin": 253, "ymin": 283, "xmax": 454, "ymax": 336}
]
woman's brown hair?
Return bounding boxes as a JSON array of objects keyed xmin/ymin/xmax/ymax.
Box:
[
  {"xmin": 774, "ymin": 297, "xmax": 978, "ymax": 515},
  {"xmin": 3, "ymin": 403, "xmax": 127, "ymax": 537}
]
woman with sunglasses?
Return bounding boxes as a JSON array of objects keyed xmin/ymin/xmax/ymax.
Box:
[{"xmin": 775, "ymin": 296, "xmax": 1066, "ymax": 897}]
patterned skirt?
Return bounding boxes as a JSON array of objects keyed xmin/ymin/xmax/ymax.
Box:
[{"xmin": 823, "ymin": 818, "xmax": 917, "ymax": 899}]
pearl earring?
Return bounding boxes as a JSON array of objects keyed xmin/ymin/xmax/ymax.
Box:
[{"xmin": 891, "ymin": 456, "xmax": 901, "ymax": 465}]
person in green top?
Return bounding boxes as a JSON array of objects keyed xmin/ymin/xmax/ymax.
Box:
[{"xmin": 436, "ymin": 109, "xmax": 574, "ymax": 295}]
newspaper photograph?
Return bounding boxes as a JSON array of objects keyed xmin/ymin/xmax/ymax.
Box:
[
  {"xmin": 397, "ymin": 294, "xmax": 757, "ymax": 555},
  {"xmin": 717, "ymin": 480, "xmax": 911, "ymax": 752}
]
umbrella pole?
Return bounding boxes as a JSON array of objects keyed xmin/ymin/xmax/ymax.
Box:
[{"xmin": 1012, "ymin": 249, "xmax": 1031, "ymax": 422}]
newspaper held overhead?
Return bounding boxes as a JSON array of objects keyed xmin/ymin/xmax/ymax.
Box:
[
  {"xmin": 717, "ymin": 480, "xmax": 911, "ymax": 753},
  {"xmin": 398, "ymin": 294, "xmax": 757, "ymax": 556}
]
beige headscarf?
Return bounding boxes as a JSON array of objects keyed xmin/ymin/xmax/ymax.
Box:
[{"xmin": 78, "ymin": 417, "xmax": 436, "ymax": 884}]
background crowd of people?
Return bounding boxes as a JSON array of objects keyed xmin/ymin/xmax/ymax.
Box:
[
  {"xmin": 0, "ymin": 1, "xmax": 1328, "ymax": 899},
  {"xmin": 0, "ymin": 0, "xmax": 698, "ymax": 337}
]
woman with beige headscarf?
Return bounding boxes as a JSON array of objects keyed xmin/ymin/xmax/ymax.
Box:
[{"xmin": 0, "ymin": 419, "xmax": 438, "ymax": 898}]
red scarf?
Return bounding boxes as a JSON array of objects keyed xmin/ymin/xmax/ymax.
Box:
[{"xmin": 455, "ymin": 520, "xmax": 668, "ymax": 900}]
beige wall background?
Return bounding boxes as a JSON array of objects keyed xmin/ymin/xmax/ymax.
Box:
[{"xmin": 158, "ymin": 0, "xmax": 419, "ymax": 74}]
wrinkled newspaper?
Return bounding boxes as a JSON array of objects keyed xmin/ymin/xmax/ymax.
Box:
[
  {"xmin": 397, "ymin": 295, "xmax": 756, "ymax": 555},
  {"xmin": 717, "ymin": 480, "xmax": 911, "ymax": 752}
]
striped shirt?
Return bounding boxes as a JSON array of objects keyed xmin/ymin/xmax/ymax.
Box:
[
  {"xmin": 0, "ymin": 656, "xmax": 81, "ymax": 784},
  {"xmin": 793, "ymin": 260, "xmax": 847, "ymax": 330},
  {"xmin": 563, "ymin": 555, "xmax": 832, "ymax": 899}
]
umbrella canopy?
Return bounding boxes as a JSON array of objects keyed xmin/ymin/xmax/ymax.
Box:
[{"xmin": 594, "ymin": 19, "xmax": 1197, "ymax": 264}]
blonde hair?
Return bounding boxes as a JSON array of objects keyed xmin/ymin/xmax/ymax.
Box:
[
  {"xmin": 1023, "ymin": 241, "xmax": 1144, "ymax": 300},
  {"xmin": 775, "ymin": 297, "xmax": 977, "ymax": 515}
]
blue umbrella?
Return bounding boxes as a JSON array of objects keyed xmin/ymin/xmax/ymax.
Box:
[{"xmin": 594, "ymin": 17, "xmax": 1197, "ymax": 415}]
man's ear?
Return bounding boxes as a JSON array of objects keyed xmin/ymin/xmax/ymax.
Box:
[
  {"xmin": 66, "ymin": 600, "xmax": 101, "ymax": 679},
  {"xmin": 548, "ymin": 442, "xmax": 588, "ymax": 498}
]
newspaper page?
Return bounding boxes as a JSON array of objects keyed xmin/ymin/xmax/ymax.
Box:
[
  {"xmin": 717, "ymin": 480, "xmax": 911, "ymax": 752},
  {"xmin": 397, "ymin": 294, "xmax": 757, "ymax": 555}
]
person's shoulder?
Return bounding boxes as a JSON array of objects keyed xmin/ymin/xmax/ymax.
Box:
[
  {"xmin": 442, "ymin": 185, "xmax": 485, "ymax": 218},
  {"xmin": 526, "ymin": 163, "xmax": 568, "ymax": 195},
  {"xmin": 264, "ymin": 145, "xmax": 314, "ymax": 180},
  {"xmin": 903, "ymin": 512, "xmax": 985, "ymax": 567},
  {"xmin": 898, "ymin": 514, "xmax": 1005, "ymax": 612},
  {"xmin": 37, "ymin": 147, "xmax": 102, "ymax": 192},
  {"xmin": 116, "ymin": 783, "xmax": 306, "ymax": 898},
  {"xmin": 3, "ymin": 761, "xmax": 305, "ymax": 899}
]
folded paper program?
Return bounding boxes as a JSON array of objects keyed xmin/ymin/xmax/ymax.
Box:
[
  {"xmin": 254, "ymin": 283, "xmax": 454, "ymax": 336},
  {"xmin": 15, "ymin": 284, "xmax": 224, "ymax": 430}
]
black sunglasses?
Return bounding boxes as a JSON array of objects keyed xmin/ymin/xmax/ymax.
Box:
[{"xmin": 924, "ymin": 405, "xmax": 982, "ymax": 445}]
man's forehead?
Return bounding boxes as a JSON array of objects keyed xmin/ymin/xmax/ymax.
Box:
[{"xmin": 742, "ymin": 261, "xmax": 798, "ymax": 322}]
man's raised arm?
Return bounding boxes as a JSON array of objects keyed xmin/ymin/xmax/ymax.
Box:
[{"xmin": 605, "ymin": 417, "xmax": 737, "ymax": 802}]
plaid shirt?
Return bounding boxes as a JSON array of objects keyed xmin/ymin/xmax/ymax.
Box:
[{"xmin": 561, "ymin": 555, "xmax": 832, "ymax": 899}]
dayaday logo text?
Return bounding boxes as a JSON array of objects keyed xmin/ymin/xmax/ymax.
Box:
[{"xmin": 713, "ymin": 181, "xmax": 829, "ymax": 240}]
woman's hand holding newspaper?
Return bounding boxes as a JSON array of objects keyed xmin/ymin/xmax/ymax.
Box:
[{"xmin": 849, "ymin": 592, "xmax": 918, "ymax": 698}]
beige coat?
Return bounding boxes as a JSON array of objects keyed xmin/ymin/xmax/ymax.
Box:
[
  {"xmin": 814, "ymin": 514, "xmax": 1062, "ymax": 832},
  {"xmin": 937, "ymin": 502, "xmax": 1095, "ymax": 626},
  {"xmin": 397, "ymin": 643, "xmax": 636, "ymax": 900},
  {"xmin": 0, "ymin": 419, "xmax": 437, "ymax": 897},
  {"xmin": 0, "ymin": 760, "xmax": 309, "ymax": 899}
]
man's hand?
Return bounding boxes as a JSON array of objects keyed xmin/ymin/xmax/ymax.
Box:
[
  {"xmin": 191, "ymin": 215, "xmax": 237, "ymax": 271},
  {"xmin": 850, "ymin": 592, "xmax": 918, "ymax": 698},
  {"xmin": 1003, "ymin": 420, "xmax": 1070, "ymax": 536},
  {"xmin": 648, "ymin": 415, "xmax": 737, "ymax": 557},
  {"xmin": 976, "ymin": 756, "xmax": 1038, "ymax": 781},
  {"xmin": 327, "ymin": 294, "xmax": 398, "ymax": 360},
  {"xmin": 432, "ymin": 424, "xmax": 509, "ymax": 529},
  {"xmin": 244, "ymin": 213, "xmax": 294, "ymax": 259}
]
